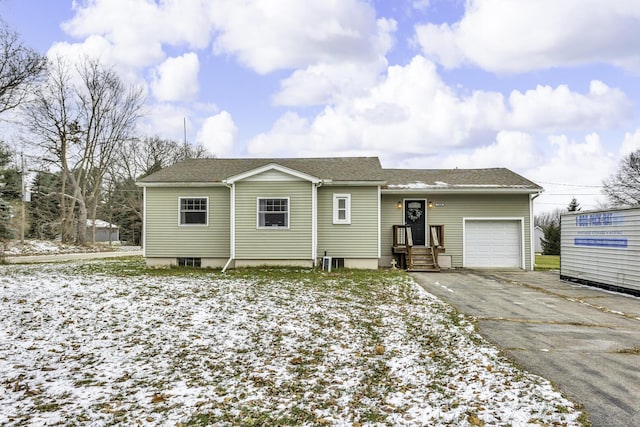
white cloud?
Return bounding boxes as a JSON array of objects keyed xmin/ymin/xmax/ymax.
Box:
[
  {"xmin": 620, "ymin": 129, "xmax": 640, "ymax": 155},
  {"xmin": 209, "ymin": 0, "xmax": 393, "ymax": 74},
  {"xmin": 150, "ymin": 53, "xmax": 200, "ymax": 102},
  {"xmin": 137, "ymin": 104, "xmax": 188, "ymax": 141},
  {"xmin": 196, "ymin": 111, "xmax": 238, "ymax": 156},
  {"xmin": 412, "ymin": 0, "xmax": 431, "ymax": 12},
  {"xmin": 506, "ymin": 81, "xmax": 632, "ymax": 131},
  {"xmin": 527, "ymin": 133, "xmax": 616, "ymax": 213},
  {"xmin": 414, "ymin": 0, "xmax": 640, "ymax": 72},
  {"xmin": 438, "ymin": 131, "xmax": 539, "ymax": 170},
  {"xmin": 61, "ymin": 0, "xmax": 213, "ymax": 68},
  {"xmin": 210, "ymin": 1, "xmax": 396, "ymax": 106},
  {"xmin": 273, "ymin": 60, "xmax": 386, "ymax": 106},
  {"xmin": 249, "ymin": 56, "xmax": 630, "ymax": 161}
]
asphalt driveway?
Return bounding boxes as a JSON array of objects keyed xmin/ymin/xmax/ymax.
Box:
[{"xmin": 411, "ymin": 269, "xmax": 640, "ymax": 427}]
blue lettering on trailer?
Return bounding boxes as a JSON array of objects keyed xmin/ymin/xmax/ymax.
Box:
[
  {"xmin": 574, "ymin": 238, "xmax": 628, "ymax": 248},
  {"xmin": 575, "ymin": 213, "xmax": 624, "ymax": 227}
]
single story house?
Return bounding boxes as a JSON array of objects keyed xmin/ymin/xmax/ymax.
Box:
[{"xmin": 136, "ymin": 157, "xmax": 542, "ymax": 271}]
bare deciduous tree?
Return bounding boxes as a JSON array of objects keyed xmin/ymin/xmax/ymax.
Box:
[
  {"xmin": 23, "ymin": 56, "xmax": 144, "ymax": 244},
  {"xmin": 0, "ymin": 21, "xmax": 47, "ymax": 114},
  {"xmin": 602, "ymin": 149, "xmax": 640, "ymax": 207},
  {"xmin": 106, "ymin": 136, "xmax": 210, "ymax": 235}
]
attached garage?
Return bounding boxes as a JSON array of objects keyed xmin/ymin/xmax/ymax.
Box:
[{"xmin": 464, "ymin": 219, "xmax": 523, "ymax": 268}]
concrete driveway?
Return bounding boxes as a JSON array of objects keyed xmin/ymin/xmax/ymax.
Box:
[{"xmin": 411, "ymin": 270, "xmax": 640, "ymax": 427}]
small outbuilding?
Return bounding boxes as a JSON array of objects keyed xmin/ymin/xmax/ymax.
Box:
[
  {"xmin": 86, "ymin": 219, "xmax": 120, "ymax": 243},
  {"xmin": 534, "ymin": 225, "xmax": 544, "ymax": 254}
]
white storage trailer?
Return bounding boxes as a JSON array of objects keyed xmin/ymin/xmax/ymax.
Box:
[{"xmin": 561, "ymin": 207, "xmax": 640, "ymax": 296}]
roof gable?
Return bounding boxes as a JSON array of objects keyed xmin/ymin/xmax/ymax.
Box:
[{"xmin": 224, "ymin": 163, "xmax": 321, "ymax": 184}]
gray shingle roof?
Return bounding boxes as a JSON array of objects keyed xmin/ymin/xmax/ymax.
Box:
[
  {"xmin": 380, "ymin": 168, "xmax": 541, "ymax": 190},
  {"xmin": 138, "ymin": 157, "xmax": 542, "ymax": 192},
  {"xmin": 137, "ymin": 157, "xmax": 384, "ymax": 183}
]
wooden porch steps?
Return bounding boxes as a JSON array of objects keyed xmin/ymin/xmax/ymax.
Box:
[
  {"xmin": 392, "ymin": 224, "xmax": 441, "ymax": 272},
  {"xmin": 407, "ymin": 246, "xmax": 440, "ymax": 272}
]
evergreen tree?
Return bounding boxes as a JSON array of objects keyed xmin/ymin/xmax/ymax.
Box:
[
  {"xmin": 0, "ymin": 143, "xmax": 21, "ymax": 240},
  {"xmin": 28, "ymin": 171, "xmax": 62, "ymax": 239},
  {"xmin": 567, "ymin": 197, "xmax": 581, "ymax": 212},
  {"xmin": 541, "ymin": 222, "xmax": 560, "ymax": 255}
]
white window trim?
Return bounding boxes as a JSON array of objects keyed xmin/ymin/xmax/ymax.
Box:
[
  {"xmin": 257, "ymin": 197, "xmax": 290, "ymax": 229},
  {"xmin": 333, "ymin": 193, "xmax": 351, "ymax": 224},
  {"xmin": 178, "ymin": 196, "xmax": 209, "ymax": 226}
]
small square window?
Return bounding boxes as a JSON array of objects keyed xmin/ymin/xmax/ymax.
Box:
[
  {"xmin": 179, "ymin": 197, "xmax": 208, "ymax": 225},
  {"xmin": 333, "ymin": 194, "xmax": 351, "ymax": 224},
  {"xmin": 258, "ymin": 198, "xmax": 289, "ymax": 228}
]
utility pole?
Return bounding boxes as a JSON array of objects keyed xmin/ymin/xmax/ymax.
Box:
[{"xmin": 20, "ymin": 152, "xmax": 25, "ymax": 244}]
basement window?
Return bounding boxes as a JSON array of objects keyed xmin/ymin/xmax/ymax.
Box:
[
  {"xmin": 178, "ymin": 257, "xmax": 201, "ymax": 267},
  {"xmin": 332, "ymin": 258, "xmax": 345, "ymax": 269}
]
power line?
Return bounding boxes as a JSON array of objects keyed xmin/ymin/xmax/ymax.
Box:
[{"xmin": 532, "ymin": 180, "xmax": 603, "ymax": 188}]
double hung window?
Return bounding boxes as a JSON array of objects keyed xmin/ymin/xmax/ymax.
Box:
[
  {"xmin": 179, "ymin": 197, "xmax": 208, "ymax": 225},
  {"xmin": 333, "ymin": 194, "xmax": 351, "ymax": 224},
  {"xmin": 258, "ymin": 198, "xmax": 289, "ymax": 228}
]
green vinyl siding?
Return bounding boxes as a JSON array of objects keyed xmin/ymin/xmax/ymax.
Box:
[
  {"xmin": 145, "ymin": 187, "xmax": 230, "ymax": 257},
  {"xmin": 381, "ymin": 193, "xmax": 532, "ymax": 269},
  {"xmin": 317, "ymin": 186, "xmax": 379, "ymax": 258},
  {"xmin": 381, "ymin": 194, "xmax": 405, "ymax": 256},
  {"xmin": 234, "ymin": 180, "xmax": 313, "ymax": 259}
]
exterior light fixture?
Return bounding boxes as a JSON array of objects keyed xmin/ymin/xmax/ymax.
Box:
[
  {"xmin": 428, "ymin": 201, "xmax": 434, "ymax": 208},
  {"xmin": 396, "ymin": 201, "xmax": 402, "ymax": 209}
]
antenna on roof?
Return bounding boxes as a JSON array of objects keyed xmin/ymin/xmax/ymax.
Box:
[{"xmin": 183, "ymin": 117, "xmax": 188, "ymax": 159}]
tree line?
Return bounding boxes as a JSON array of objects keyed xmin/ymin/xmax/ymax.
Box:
[{"xmin": 0, "ymin": 20, "xmax": 210, "ymax": 247}]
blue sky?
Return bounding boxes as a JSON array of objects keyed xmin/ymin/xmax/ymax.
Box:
[{"xmin": 2, "ymin": 0, "xmax": 640, "ymax": 214}]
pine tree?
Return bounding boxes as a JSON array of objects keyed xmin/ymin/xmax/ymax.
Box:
[
  {"xmin": 0, "ymin": 143, "xmax": 20, "ymax": 240},
  {"xmin": 28, "ymin": 171, "xmax": 62, "ymax": 239},
  {"xmin": 0, "ymin": 141, "xmax": 20, "ymax": 242},
  {"xmin": 567, "ymin": 197, "xmax": 581, "ymax": 212},
  {"xmin": 541, "ymin": 222, "xmax": 560, "ymax": 255}
]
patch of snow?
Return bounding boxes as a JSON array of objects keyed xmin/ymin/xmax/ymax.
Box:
[
  {"xmin": 86, "ymin": 219, "xmax": 119, "ymax": 229},
  {"xmin": 0, "ymin": 262, "xmax": 584, "ymax": 425},
  {"xmin": 1, "ymin": 239, "xmax": 139, "ymax": 257}
]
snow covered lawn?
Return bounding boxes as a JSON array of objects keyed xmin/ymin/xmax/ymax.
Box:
[
  {"xmin": 0, "ymin": 260, "xmax": 585, "ymax": 426},
  {"xmin": 2, "ymin": 239, "xmax": 141, "ymax": 257}
]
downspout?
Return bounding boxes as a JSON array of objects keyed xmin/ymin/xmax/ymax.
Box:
[
  {"xmin": 142, "ymin": 186, "xmax": 147, "ymax": 258},
  {"xmin": 222, "ymin": 181, "xmax": 235, "ymax": 273},
  {"xmin": 312, "ymin": 180, "xmax": 323, "ymax": 266},
  {"xmin": 529, "ymin": 191, "xmax": 542, "ymax": 271}
]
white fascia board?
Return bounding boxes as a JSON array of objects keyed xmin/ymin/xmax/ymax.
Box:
[
  {"xmin": 381, "ymin": 187, "xmax": 542, "ymax": 195},
  {"xmin": 321, "ymin": 180, "xmax": 387, "ymax": 186},
  {"xmin": 136, "ymin": 182, "xmax": 227, "ymax": 188},
  {"xmin": 224, "ymin": 163, "xmax": 321, "ymax": 184}
]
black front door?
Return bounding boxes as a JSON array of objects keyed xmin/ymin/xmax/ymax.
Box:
[{"xmin": 405, "ymin": 200, "xmax": 426, "ymax": 246}]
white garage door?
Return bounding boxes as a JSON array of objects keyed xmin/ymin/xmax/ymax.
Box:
[{"xmin": 465, "ymin": 220, "xmax": 522, "ymax": 268}]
